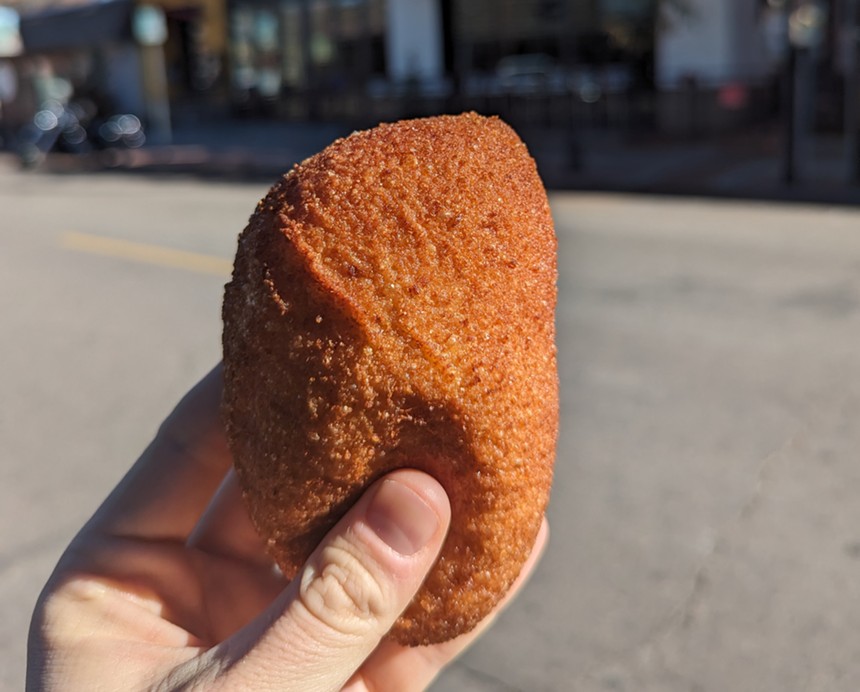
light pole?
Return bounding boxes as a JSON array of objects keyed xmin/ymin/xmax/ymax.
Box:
[
  {"xmin": 781, "ymin": 25, "xmax": 797, "ymax": 184},
  {"xmin": 780, "ymin": 0, "xmax": 827, "ymax": 185},
  {"xmin": 845, "ymin": 0, "xmax": 860, "ymax": 183}
]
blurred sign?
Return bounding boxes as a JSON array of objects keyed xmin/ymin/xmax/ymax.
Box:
[
  {"xmin": 718, "ymin": 83, "xmax": 749, "ymax": 111},
  {"xmin": 133, "ymin": 4, "xmax": 167, "ymax": 47},
  {"xmin": 0, "ymin": 6, "xmax": 22, "ymax": 57},
  {"xmin": 789, "ymin": 1, "xmax": 828, "ymax": 50}
]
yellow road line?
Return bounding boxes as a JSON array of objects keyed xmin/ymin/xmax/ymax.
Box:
[{"xmin": 61, "ymin": 231, "xmax": 233, "ymax": 277}]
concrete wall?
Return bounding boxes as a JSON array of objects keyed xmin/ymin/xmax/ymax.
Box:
[{"xmin": 385, "ymin": 0, "xmax": 443, "ymax": 82}]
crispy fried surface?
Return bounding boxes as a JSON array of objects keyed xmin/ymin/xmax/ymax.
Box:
[{"xmin": 222, "ymin": 113, "xmax": 558, "ymax": 645}]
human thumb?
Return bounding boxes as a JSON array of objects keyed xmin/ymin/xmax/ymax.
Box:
[{"xmin": 205, "ymin": 468, "xmax": 451, "ymax": 691}]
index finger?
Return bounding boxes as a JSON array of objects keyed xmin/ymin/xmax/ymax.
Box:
[{"xmin": 83, "ymin": 364, "xmax": 233, "ymax": 541}]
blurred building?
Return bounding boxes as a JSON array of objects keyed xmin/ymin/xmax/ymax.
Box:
[
  {"xmin": 1, "ymin": 0, "xmax": 851, "ymax": 140},
  {"xmin": 0, "ymin": 0, "xmax": 228, "ymax": 138},
  {"xmin": 223, "ymin": 0, "xmax": 849, "ymax": 136},
  {"xmin": 224, "ymin": 0, "xmax": 615, "ymax": 122}
]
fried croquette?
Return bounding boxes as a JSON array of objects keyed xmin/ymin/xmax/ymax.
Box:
[{"xmin": 222, "ymin": 112, "xmax": 558, "ymax": 646}]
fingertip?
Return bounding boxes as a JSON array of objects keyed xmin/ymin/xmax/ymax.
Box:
[{"xmin": 376, "ymin": 468, "xmax": 452, "ymax": 533}]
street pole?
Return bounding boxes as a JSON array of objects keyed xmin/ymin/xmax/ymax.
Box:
[
  {"xmin": 782, "ymin": 40, "xmax": 797, "ymax": 184},
  {"xmin": 845, "ymin": 0, "xmax": 860, "ymax": 183},
  {"xmin": 300, "ymin": 0, "xmax": 319, "ymax": 120},
  {"xmin": 781, "ymin": 0, "xmax": 827, "ymax": 185}
]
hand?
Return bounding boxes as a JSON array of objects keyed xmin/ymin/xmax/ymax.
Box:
[{"xmin": 27, "ymin": 365, "xmax": 548, "ymax": 691}]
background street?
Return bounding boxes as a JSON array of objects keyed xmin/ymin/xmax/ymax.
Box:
[{"xmin": 3, "ymin": 164, "xmax": 860, "ymax": 690}]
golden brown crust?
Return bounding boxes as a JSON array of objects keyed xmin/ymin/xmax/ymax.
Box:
[{"xmin": 222, "ymin": 112, "xmax": 558, "ymax": 645}]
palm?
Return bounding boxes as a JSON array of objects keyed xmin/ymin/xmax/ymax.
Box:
[{"xmin": 29, "ymin": 367, "xmax": 547, "ymax": 691}]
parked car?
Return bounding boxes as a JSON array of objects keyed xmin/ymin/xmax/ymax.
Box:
[
  {"xmin": 495, "ymin": 53, "xmax": 567, "ymax": 95},
  {"xmin": 481, "ymin": 54, "xmax": 634, "ymax": 102}
]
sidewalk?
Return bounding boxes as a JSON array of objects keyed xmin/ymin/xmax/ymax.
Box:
[
  {"xmin": 14, "ymin": 117, "xmax": 860, "ymax": 205},
  {"xmin": 533, "ymin": 128, "xmax": 860, "ymax": 205},
  {"xmin": 14, "ymin": 119, "xmax": 353, "ymax": 181}
]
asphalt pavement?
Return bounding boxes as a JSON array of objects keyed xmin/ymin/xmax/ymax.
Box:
[{"xmin": 3, "ymin": 161, "xmax": 860, "ymax": 690}]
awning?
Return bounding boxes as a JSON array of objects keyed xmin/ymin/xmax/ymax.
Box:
[{"xmin": 19, "ymin": 0, "xmax": 134, "ymax": 54}]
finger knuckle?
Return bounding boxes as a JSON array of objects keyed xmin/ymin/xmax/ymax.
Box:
[{"xmin": 298, "ymin": 543, "xmax": 387, "ymax": 637}]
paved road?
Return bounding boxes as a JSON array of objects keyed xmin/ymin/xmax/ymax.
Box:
[{"xmin": 3, "ymin": 164, "xmax": 860, "ymax": 691}]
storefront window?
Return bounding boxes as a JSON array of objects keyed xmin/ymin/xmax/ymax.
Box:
[
  {"xmin": 229, "ymin": 7, "xmax": 253, "ymax": 91},
  {"xmin": 230, "ymin": 0, "xmax": 387, "ymax": 109},
  {"xmin": 255, "ymin": 9, "xmax": 281, "ymax": 96},
  {"xmin": 454, "ymin": 0, "xmax": 581, "ymax": 72},
  {"xmin": 310, "ymin": 1, "xmax": 335, "ymax": 68},
  {"xmin": 280, "ymin": 1, "xmax": 305, "ymax": 89},
  {"xmin": 228, "ymin": 6, "xmax": 281, "ymax": 99}
]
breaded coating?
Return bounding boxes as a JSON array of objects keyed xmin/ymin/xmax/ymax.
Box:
[{"xmin": 222, "ymin": 112, "xmax": 558, "ymax": 645}]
